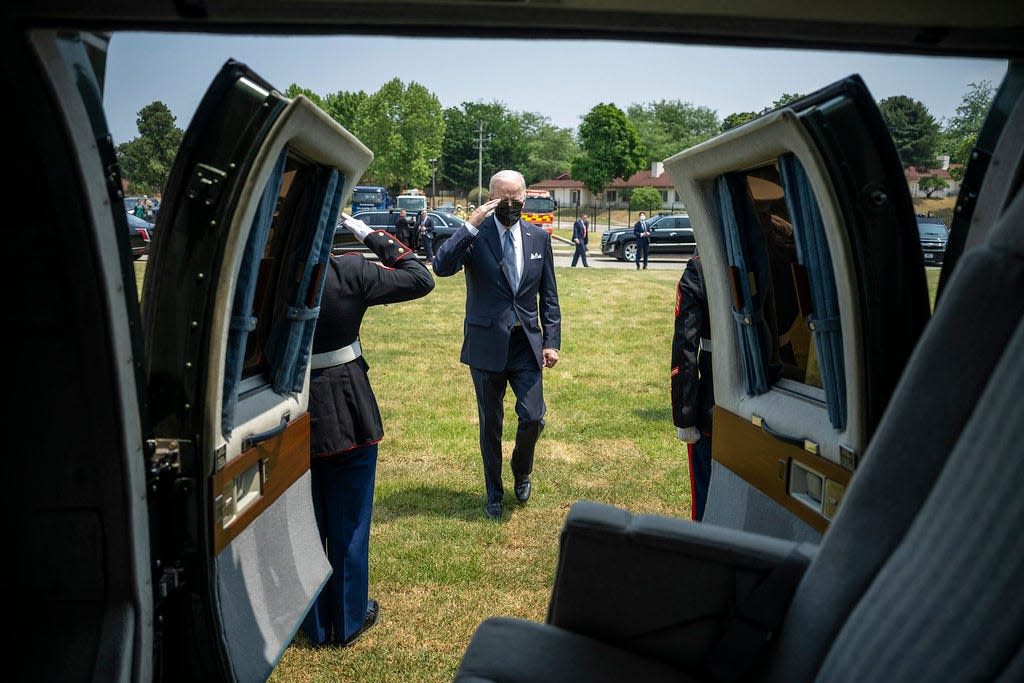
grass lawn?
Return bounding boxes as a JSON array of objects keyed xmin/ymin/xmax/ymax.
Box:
[
  {"xmin": 130, "ymin": 259, "xmax": 944, "ymax": 682},
  {"xmin": 270, "ymin": 266, "xmax": 689, "ymax": 682}
]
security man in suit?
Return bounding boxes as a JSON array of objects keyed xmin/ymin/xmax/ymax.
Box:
[
  {"xmin": 633, "ymin": 211, "xmax": 652, "ymax": 269},
  {"xmin": 571, "ymin": 213, "xmax": 590, "ymax": 267},
  {"xmin": 394, "ymin": 209, "xmax": 413, "ymax": 248},
  {"xmin": 418, "ymin": 209, "xmax": 436, "ymax": 264},
  {"xmin": 671, "ymin": 252, "xmax": 715, "ymax": 521},
  {"xmin": 433, "ymin": 169, "xmax": 562, "ymax": 520}
]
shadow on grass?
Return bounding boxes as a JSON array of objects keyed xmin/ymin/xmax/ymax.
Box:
[
  {"xmin": 375, "ymin": 485, "xmax": 495, "ymax": 520},
  {"xmin": 634, "ymin": 407, "xmax": 672, "ymax": 421}
]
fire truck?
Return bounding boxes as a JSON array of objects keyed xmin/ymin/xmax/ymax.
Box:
[{"xmin": 522, "ymin": 189, "xmax": 556, "ymax": 234}]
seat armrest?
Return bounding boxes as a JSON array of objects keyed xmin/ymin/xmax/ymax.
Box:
[{"xmin": 547, "ymin": 501, "xmax": 816, "ymax": 671}]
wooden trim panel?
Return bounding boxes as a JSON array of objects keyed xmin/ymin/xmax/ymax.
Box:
[
  {"xmin": 712, "ymin": 406, "xmax": 851, "ymax": 532},
  {"xmin": 211, "ymin": 412, "xmax": 310, "ymax": 555}
]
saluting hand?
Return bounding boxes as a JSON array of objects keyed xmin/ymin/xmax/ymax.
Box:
[{"xmin": 468, "ymin": 198, "xmax": 501, "ymax": 227}]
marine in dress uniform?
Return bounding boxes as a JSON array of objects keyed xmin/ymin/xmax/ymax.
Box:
[
  {"xmin": 302, "ymin": 214, "xmax": 434, "ymax": 647},
  {"xmin": 671, "ymin": 254, "xmax": 715, "ymax": 521}
]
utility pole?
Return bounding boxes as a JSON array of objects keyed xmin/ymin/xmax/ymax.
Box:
[
  {"xmin": 477, "ymin": 121, "xmax": 484, "ymax": 207},
  {"xmin": 429, "ymin": 157, "xmax": 438, "ymax": 209}
]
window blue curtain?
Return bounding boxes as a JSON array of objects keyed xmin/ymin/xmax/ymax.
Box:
[
  {"xmin": 267, "ymin": 166, "xmax": 346, "ymax": 394},
  {"xmin": 716, "ymin": 173, "xmax": 773, "ymax": 395},
  {"xmin": 779, "ymin": 153, "xmax": 847, "ymax": 429},
  {"xmin": 221, "ymin": 147, "xmax": 289, "ymax": 437}
]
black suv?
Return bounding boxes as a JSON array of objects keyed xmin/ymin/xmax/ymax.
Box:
[
  {"xmin": 600, "ymin": 213, "xmax": 697, "ymax": 261},
  {"xmin": 917, "ymin": 216, "xmax": 949, "ymax": 266},
  {"xmin": 335, "ymin": 209, "xmax": 464, "ymax": 256}
]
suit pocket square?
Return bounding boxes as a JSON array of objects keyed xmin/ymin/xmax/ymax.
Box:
[{"xmin": 530, "ymin": 253, "xmax": 543, "ymax": 260}]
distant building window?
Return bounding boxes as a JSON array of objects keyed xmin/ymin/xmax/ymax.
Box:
[
  {"xmin": 570, "ymin": 190, "xmax": 580, "ymax": 204},
  {"xmin": 605, "ymin": 190, "xmax": 617, "ymax": 203},
  {"xmin": 659, "ymin": 190, "xmax": 668, "ymax": 202}
]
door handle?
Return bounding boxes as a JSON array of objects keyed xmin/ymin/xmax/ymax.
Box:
[
  {"xmin": 752, "ymin": 415, "xmax": 819, "ymax": 454},
  {"xmin": 242, "ymin": 413, "xmax": 290, "ymax": 452}
]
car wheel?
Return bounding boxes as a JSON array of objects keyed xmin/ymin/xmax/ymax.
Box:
[{"xmin": 621, "ymin": 240, "xmax": 637, "ymax": 262}]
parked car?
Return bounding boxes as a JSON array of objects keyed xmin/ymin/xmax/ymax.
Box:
[
  {"xmin": 126, "ymin": 212, "xmax": 155, "ymax": 260},
  {"xmin": 917, "ymin": 215, "xmax": 949, "ymax": 266},
  {"xmin": 600, "ymin": 213, "xmax": 697, "ymax": 261},
  {"xmin": 337, "ymin": 209, "xmax": 464, "ymax": 256}
]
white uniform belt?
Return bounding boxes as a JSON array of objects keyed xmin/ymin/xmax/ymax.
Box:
[
  {"xmin": 700, "ymin": 338, "xmax": 713, "ymax": 353},
  {"xmin": 310, "ymin": 340, "xmax": 362, "ymax": 369}
]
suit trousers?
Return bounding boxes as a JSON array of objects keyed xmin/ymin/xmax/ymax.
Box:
[
  {"xmin": 422, "ymin": 234, "xmax": 434, "ymax": 261},
  {"xmin": 687, "ymin": 434, "xmax": 712, "ymax": 521},
  {"xmin": 302, "ymin": 444, "xmax": 378, "ymax": 645},
  {"xmin": 636, "ymin": 242, "xmax": 650, "ymax": 269},
  {"xmin": 470, "ymin": 326, "xmax": 546, "ymax": 505},
  {"xmin": 571, "ymin": 241, "xmax": 589, "ymax": 267}
]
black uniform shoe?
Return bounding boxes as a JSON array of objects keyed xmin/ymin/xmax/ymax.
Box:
[
  {"xmin": 340, "ymin": 599, "xmax": 380, "ymax": 647},
  {"xmin": 484, "ymin": 502, "xmax": 502, "ymax": 520},
  {"xmin": 514, "ymin": 477, "xmax": 532, "ymax": 503}
]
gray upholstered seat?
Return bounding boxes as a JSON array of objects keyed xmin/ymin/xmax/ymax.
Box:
[{"xmin": 454, "ymin": 190, "xmax": 1024, "ymax": 682}]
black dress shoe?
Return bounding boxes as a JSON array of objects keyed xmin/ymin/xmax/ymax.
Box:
[
  {"xmin": 340, "ymin": 599, "xmax": 380, "ymax": 647},
  {"xmin": 484, "ymin": 502, "xmax": 502, "ymax": 520},
  {"xmin": 514, "ymin": 477, "xmax": 532, "ymax": 503}
]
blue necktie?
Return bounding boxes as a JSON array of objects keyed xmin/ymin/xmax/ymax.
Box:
[{"xmin": 503, "ymin": 229, "xmax": 519, "ymax": 291}]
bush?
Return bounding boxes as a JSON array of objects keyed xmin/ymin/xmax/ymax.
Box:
[{"xmin": 630, "ymin": 186, "xmax": 662, "ymax": 213}]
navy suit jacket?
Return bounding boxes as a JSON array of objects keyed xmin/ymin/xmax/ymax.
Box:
[
  {"xmin": 634, "ymin": 220, "xmax": 652, "ymax": 246},
  {"xmin": 572, "ymin": 219, "xmax": 589, "ymax": 245},
  {"xmin": 433, "ymin": 215, "xmax": 561, "ymax": 372}
]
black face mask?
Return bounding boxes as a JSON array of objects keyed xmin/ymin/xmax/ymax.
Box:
[{"xmin": 495, "ymin": 198, "xmax": 523, "ymax": 225}]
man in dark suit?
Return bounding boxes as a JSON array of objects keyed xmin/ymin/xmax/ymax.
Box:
[
  {"xmin": 433, "ymin": 169, "xmax": 562, "ymax": 520},
  {"xmin": 417, "ymin": 209, "xmax": 436, "ymax": 264},
  {"xmin": 394, "ymin": 209, "xmax": 413, "ymax": 247},
  {"xmin": 633, "ymin": 211, "xmax": 652, "ymax": 269},
  {"xmin": 570, "ymin": 213, "xmax": 590, "ymax": 267},
  {"xmin": 670, "ymin": 253, "xmax": 714, "ymax": 521}
]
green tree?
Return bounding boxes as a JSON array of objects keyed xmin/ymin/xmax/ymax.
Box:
[
  {"xmin": 764, "ymin": 93, "xmax": 805, "ymax": 112},
  {"xmin": 878, "ymin": 95, "xmax": 941, "ymax": 170},
  {"xmin": 283, "ymin": 83, "xmax": 325, "ymax": 109},
  {"xmin": 349, "ymin": 78, "xmax": 445, "ymax": 196},
  {"xmin": 626, "ymin": 100, "xmax": 720, "ymax": 164},
  {"xmin": 571, "ymin": 103, "xmax": 646, "ymax": 197},
  {"xmin": 919, "ymin": 175, "xmax": 949, "ymax": 198},
  {"xmin": 722, "ymin": 111, "xmax": 758, "ymax": 131},
  {"xmin": 521, "ymin": 116, "xmax": 578, "ymax": 184},
  {"xmin": 441, "ymin": 102, "xmax": 531, "ymax": 192},
  {"xmin": 629, "ymin": 186, "xmax": 662, "ymax": 213},
  {"xmin": 323, "ymin": 90, "xmax": 368, "ymax": 131},
  {"xmin": 943, "ymin": 80, "xmax": 995, "ymax": 180},
  {"xmin": 116, "ymin": 101, "xmax": 184, "ymax": 194}
]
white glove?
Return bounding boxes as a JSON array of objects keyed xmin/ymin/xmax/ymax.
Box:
[
  {"xmin": 677, "ymin": 426, "xmax": 701, "ymax": 443},
  {"xmin": 341, "ymin": 213, "xmax": 372, "ymax": 242}
]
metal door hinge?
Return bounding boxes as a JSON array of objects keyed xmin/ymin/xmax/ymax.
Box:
[{"xmin": 146, "ymin": 438, "xmax": 182, "ymax": 476}]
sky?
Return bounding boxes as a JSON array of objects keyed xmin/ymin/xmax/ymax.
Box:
[{"xmin": 104, "ymin": 32, "xmax": 1008, "ymax": 147}]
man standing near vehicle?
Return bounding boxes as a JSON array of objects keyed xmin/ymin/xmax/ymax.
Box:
[
  {"xmin": 394, "ymin": 209, "xmax": 413, "ymax": 248},
  {"xmin": 571, "ymin": 213, "xmax": 590, "ymax": 267},
  {"xmin": 634, "ymin": 211, "xmax": 652, "ymax": 269},
  {"xmin": 433, "ymin": 169, "xmax": 561, "ymax": 520},
  {"xmin": 671, "ymin": 252, "xmax": 714, "ymax": 521},
  {"xmin": 418, "ymin": 209, "xmax": 436, "ymax": 265}
]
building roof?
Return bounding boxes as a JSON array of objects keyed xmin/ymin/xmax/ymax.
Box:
[
  {"xmin": 904, "ymin": 165, "xmax": 962, "ymax": 181},
  {"xmin": 530, "ymin": 167, "xmax": 676, "ymax": 191}
]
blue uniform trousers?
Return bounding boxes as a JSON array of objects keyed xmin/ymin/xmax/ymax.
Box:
[
  {"xmin": 687, "ymin": 434, "xmax": 712, "ymax": 521},
  {"xmin": 302, "ymin": 443, "xmax": 378, "ymax": 645}
]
